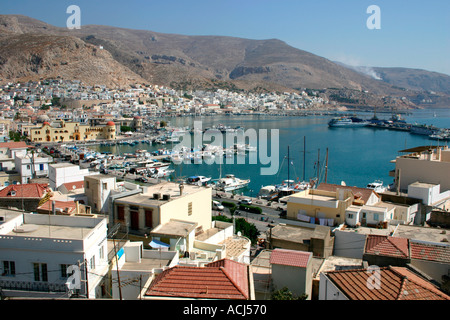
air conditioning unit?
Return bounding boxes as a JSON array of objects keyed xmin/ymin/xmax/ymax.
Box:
[
  {"xmin": 153, "ymin": 193, "xmax": 161, "ymax": 200},
  {"xmin": 162, "ymin": 194, "xmax": 171, "ymax": 201}
]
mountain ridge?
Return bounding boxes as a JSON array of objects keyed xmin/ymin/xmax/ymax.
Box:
[{"xmin": 0, "ymin": 14, "xmax": 449, "ymax": 108}]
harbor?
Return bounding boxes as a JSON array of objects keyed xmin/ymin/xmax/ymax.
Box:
[{"xmin": 44, "ymin": 108, "xmax": 450, "ymax": 200}]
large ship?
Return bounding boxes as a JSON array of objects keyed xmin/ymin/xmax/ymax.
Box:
[{"xmin": 328, "ymin": 116, "xmax": 369, "ymax": 127}]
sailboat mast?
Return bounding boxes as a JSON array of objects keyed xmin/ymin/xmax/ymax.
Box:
[
  {"xmin": 325, "ymin": 148, "xmax": 329, "ymax": 183},
  {"xmin": 287, "ymin": 145, "xmax": 290, "ymax": 187},
  {"xmin": 317, "ymin": 149, "xmax": 320, "ymax": 183},
  {"xmin": 303, "ymin": 136, "xmax": 306, "ymax": 181}
]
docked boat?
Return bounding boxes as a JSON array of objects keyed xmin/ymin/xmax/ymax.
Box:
[
  {"xmin": 258, "ymin": 185, "xmax": 278, "ymax": 200},
  {"xmin": 366, "ymin": 180, "xmax": 387, "ymax": 193},
  {"xmin": 186, "ymin": 176, "xmax": 212, "ymax": 186},
  {"xmin": 328, "ymin": 117, "xmax": 369, "ymax": 127},
  {"xmin": 213, "ymin": 174, "xmax": 250, "ymax": 192}
]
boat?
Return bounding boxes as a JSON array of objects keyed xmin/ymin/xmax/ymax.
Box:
[
  {"xmin": 328, "ymin": 116, "xmax": 369, "ymax": 127},
  {"xmin": 366, "ymin": 180, "xmax": 387, "ymax": 193},
  {"xmin": 186, "ymin": 176, "xmax": 212, "ymax": 186},
  {"xmin": 213, "ymin": 174, "xmax": 250, "ymax": 192},
  {"xmin": 258, "ymin": 185, "xmax": 278, "ymax": 200}
]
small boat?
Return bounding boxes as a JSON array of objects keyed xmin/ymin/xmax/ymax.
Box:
[
  {"xmin": 213, "ymin": 174, "xmax": 250, "ymax": 192},
  {"xmin": 366, "ymin": 180, "xmax": 387, "ymax": 193}
]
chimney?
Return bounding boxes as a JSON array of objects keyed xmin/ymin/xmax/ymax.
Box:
[{"xmin": 179, "ymin": 183, "xmax": 184, "ymax": 196}]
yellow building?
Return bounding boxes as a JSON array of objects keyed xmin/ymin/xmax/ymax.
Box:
[
  {"xmin": 286, "ymin": 188, "xmax": 355, "ymax": 226},
  {"xmin": 114, "ymin": 182, "xmax": 212, "ymax": 240},
  {"xmin": 29, "ymin": 120, "xmax": 116, "ymax": 143}
]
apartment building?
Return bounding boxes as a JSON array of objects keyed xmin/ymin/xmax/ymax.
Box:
[{"xmin": 0, "ymin": 211, "xmax": 109, "ymax": 299}]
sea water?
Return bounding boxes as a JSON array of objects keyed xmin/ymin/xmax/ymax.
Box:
[{"xmin": 90, "ymin": 108, "xmax": 450, "ymax": 196}]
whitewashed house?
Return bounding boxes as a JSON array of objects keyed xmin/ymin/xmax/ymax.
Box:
[{"xmin": 0, "ymin": 211, "xmax": 109, "ymax": 299}]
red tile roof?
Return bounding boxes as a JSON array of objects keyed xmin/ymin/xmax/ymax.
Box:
[
  {"xmin": 0, "ymin": 141, "xmax": 30, "ymax": 149},
  {"xmin": 37, "ymin": 200, "xmax": 77, "ymax": 214},
  {"xmin": 365, "ymin": 235, "xmax": 409, "ymax": 258},
  {"xmin": 410, "ymin": 241, "xmax": 450, "ymax": 264},
  {"xmin": 270, "ymin": 248, "xmax": 312, "ymax": 268},
  {"xmin": 325, "ymin": 266, "xmax": 450, "ymax": 300},
  {"xmin": 145, "ymin": 259, "xmax": 249, "ymax": 300},
  {"xmin": 61, "ymin": 181, "xmax": 85, "ymax": 191},
  {"xmin": 317, "ymin": 183, "xmax": 380, "ymax": 204},
  {"xmin": 0, "ymin": 183, "xmax": 49, "ymax": 198}
]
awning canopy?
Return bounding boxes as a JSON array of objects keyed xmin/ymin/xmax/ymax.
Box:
[{"xmin": 149, "ymin": 239, "xmax": 170, "ymax": 249}]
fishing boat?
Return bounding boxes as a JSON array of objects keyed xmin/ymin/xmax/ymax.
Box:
[{"xmin": 213, "ymin": 174, "xmax": 250, "ymax": 192}]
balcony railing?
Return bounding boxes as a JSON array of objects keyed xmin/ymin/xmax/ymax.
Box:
[{"xmin": 0, "ymin": 279, "xmax": 67, "ymax": 293}]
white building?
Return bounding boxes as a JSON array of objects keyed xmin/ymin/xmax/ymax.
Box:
[
  {"xmin": 0, "ymin": 210, "xmax": 109, "ymax": 299},
  {"xmin": 14, "ymin": 153, "xmax": 53, "ymax": 184},
  {"xmin": 48, "ymin": 163, "xmax": 93, "ymax": 191}
]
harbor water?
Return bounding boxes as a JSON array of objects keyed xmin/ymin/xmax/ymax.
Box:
[{"xmin": 89, "ymin": 108, "xmax": 450, "ymax": 196}]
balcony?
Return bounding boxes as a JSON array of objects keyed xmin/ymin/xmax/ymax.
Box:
[{"xmin": 0, "ymin": 279, "xmax": 66, "ymax": 293}]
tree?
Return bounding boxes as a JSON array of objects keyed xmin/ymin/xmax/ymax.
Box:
[
  {"xmin": 234, "ymin": 217, "xmax": 260, "ymax": 244},
  {"xmin": 271, "ymin": 287, "xmax": 308, "ymax": 300},
  {"xmin": 160, "ymin": 120, "xmax": 167, "ymax": 128}
]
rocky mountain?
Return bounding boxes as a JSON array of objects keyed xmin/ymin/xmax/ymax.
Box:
[{"xmin": 0, "ymin": 14, "xmax": 448, "ymax": 108}]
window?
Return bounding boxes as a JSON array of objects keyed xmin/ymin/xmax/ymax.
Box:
[
  {"xmin": 33, "ymin": 263, "xmax": 48, "ymax": 282},
  {"xmin": 373, "ymin": 213, "xmax": 379, "ymax": 221},
  {"xmin": 60, "ymin": 264, "xmax": 70, "ymax": 278},
  {"xmin": 2, "ymin": 261, "xmax": 15, "ymax": 276},
  {"xmin": 102, "ymin": 183, "xmax": 107, "ymax": 190},
  {"xmin": 99, "ymin": 246, "xmax": 104, "ymax": 260},
  {"xmin": 85, "ymin": 181, "xmax": 89, "ymax": 189},
  {"xmin": 347, "ymin": 214, "xmax": 354, "ymax": 219},
  {"xmin": 188, "ymin": 202, "xmax": 193, "ymax": 216},
  {"xmin": 89, "ymin": 256, "xmax": 96, "ymax": 270}
]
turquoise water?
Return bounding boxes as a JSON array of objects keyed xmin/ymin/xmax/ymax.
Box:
[{"xmin": 91, "ymin": 108, "xmax": 450, "ymax": 196}]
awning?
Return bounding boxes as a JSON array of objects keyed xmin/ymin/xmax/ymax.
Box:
[{"xmin": 149, "ymin": 239, "xmax": 170, "ymax": 249}]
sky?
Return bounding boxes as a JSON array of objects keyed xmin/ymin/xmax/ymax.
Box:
[{"xmin": 2, "ymin": 0, "xmax": 450, "ymax": 75}]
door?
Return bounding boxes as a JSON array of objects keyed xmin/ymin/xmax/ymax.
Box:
[{"xmin": 130, "ymin": 210, "xmax": 139, "ymax": 230}]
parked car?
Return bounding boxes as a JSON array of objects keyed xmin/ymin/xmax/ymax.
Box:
[
  {"xmin": 239, "ymin": 198, "xmax": 252, "ymax": 205},
  {"xmin": 212, "ymin": 200, "xmax": 224, "ymax": 211}
]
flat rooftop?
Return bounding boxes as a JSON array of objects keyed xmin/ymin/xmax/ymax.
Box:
[
  {"xmin": 116, "ymin": 181, "xmax": 209, "ymax": 206},
  {"xmin": 393, "ymin": 224, "xmax": 450, "ymax": 243},
  {"xmin": 6, "ymin": 223, "xmax": 94, "ymax": 240},
  {"xmin": 150, "ymin": 219, "xmax": 198, "ymax": 238},
  {"xmin": 314, "ymin": 255, "xmax": 365, "ymax": 279},
  {"xmin": 270, "ymin": 224, "xmax": 315, "ymax": 242}
]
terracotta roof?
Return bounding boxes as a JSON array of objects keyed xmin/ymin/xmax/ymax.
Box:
[
  {"xmin": 37, "ymin": 200, "xmax": 77, "ymax": 214},
  {"xmin": 269, "ymin": 248, "xmax": 312, "ymax": 268},
  {"xmin": 0, "ymin": 141, "xmax": 30, "ymax": 149},
  {"xmin": 145, "ymin": 259, "xmax": 249, "ymax": 300},
  {"xmin": 317, "ymin": 183, "xmax": 379, "ymax": 204},
  {"xmin": 0, "ymin": 183, "xmax": 49, "ymax": 198},
  {"xmin": 410, "ymin": 241, "xmax": 450, "ymax": 264},
  {"xmin": 61, "ymin": 181, "xmax": 85, "ymax": 191},
  {"xmin": 325, "ymin": 266, "xmax": 450, "ymax": 300},
  {"xmin": 365, "ymin": 235, "xmax": 409, "ymax": 258}
]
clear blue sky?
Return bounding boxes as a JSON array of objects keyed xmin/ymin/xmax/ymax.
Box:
[{"xmin": 3, "ymin": 0, "xmax": 450, "ymax": 75}]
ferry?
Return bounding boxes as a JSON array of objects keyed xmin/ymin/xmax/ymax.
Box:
[{"xmin": 328, "ymin": 117, "xmax": 369, "ymax": 127}]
